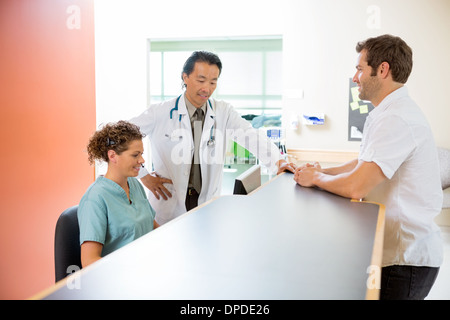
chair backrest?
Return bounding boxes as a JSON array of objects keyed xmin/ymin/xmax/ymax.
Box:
[{"xmin": 54, "ymin": 205, "xmax": 81, "ymax": 282}]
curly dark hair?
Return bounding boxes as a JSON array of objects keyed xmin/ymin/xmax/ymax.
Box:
[{"xmin": 86, "ymin": 120, "xmax": 145, "ymax": 165}]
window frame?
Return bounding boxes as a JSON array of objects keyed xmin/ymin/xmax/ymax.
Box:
[{"xmin": 147, "ymin": 36, "xmax": 283, "ymax": 115}]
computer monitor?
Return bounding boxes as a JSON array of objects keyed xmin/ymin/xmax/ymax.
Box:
[{"xmin": 233, "ymin": 165, "xmax": 261, "ymax": 195}]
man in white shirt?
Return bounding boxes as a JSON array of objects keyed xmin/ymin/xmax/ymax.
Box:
[{"xmin": 294, "ymin": 34, "xmax": 443, "ymax": 300}]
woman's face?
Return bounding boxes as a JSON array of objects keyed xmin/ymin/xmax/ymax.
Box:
[{"xmin": 114, "ymin": 139, "xmax": 145, "ymax": 177}]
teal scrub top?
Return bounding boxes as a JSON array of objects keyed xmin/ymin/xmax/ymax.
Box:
[{"xmin": 78, "ymin": 176, "xmax": 156, "ymax": 257}]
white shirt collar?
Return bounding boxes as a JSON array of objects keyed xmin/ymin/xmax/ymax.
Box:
[{"xmin": 369, "ymin": 86, "xmax": 409, "ymax": 119}]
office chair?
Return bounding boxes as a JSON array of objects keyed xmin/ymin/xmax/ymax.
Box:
[{"xmin": 54, "ymin": 205, "xmax": 82, "ymax": 282}]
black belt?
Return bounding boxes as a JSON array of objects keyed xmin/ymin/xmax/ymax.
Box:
[{"xmin": 187, "ymin": 187, "xmax": 199, "ymax": 196}]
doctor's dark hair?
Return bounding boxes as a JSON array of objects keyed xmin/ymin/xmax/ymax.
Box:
[
  {"xmin": 181, "ymin": 51, "xmax": 222, "ymax": 88},
  {"xmin": 86, "ymin": 120, "xmax": 145, "ymax": 165},
  {"xmin": 356, "ymin": 34, "xmax": 413, "ymax": 84}
]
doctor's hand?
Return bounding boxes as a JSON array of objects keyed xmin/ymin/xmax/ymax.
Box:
[
  {"xmin": 297, "ymin": 161, "xmax": 322, "ymax": 171},
  {"xmin": 140, "ymin": 173, "xmax": 173, "ymax": 200},
  {"xmin": 276, "ymin": 159, "xmax": 297, "ymax": 175}
]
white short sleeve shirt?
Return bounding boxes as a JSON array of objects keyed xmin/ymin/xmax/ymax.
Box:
[{"xmin": 359, "ymin": 86, "xmax": 443, "ymax": 267}]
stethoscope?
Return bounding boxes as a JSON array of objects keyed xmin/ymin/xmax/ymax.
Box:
[{"xmin": 169, "ymin": 95, "xmax": 216, "ymax": 147}]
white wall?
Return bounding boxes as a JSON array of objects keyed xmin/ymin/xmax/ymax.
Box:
[
  {"xmin": 94, "ymin": 0, "xmax": 284, "ymax": 123},
  {"xmin": 282, "ymin": 0, "xmax": 450, "ymax": 151},
  {"xmin": 95, "ymin": 0, "xmax": 450, "ymax": 153}
]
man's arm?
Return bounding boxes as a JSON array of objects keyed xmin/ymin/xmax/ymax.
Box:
[
  {"xmin": 225, "ymin": 105, "xmax": 288, "ymax": 175},
  {"xmin": 320, "ymin": 158, "xmax": 359, "ymax": 175},
  {"xmin": 294, "ymin": 159, "xmax": 386, "ymax": 200},
  {"xmin": 295, "ymin": 158, "xmax": 358, "ymax": 176}
]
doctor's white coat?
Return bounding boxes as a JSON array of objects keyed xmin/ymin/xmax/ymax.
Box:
[{"xmin": 130, "ymin": 95, "xmax": 281, "ymax": 225}]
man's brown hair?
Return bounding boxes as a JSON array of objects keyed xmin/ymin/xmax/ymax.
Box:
[{"xmin": 356, "ymin": 34, "xmax": 413, "ymax": 84}]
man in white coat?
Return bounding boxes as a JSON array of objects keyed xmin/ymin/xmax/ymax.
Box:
[{"xmin": 131, "ymin": 51, "xmax": 294, "ymax": 225}]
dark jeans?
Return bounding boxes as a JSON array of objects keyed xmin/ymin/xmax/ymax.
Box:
[{"xmin": 380, "ymin": 265, "xmax": 439, "ymax": 300}]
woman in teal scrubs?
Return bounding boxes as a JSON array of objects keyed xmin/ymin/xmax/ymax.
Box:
[{"xmin": 78, "ymin": 120, "xmax": 158, "ymax": 267}]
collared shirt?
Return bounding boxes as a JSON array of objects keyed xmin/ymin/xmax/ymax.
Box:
[
  {"xmin": 184, "ymin": 94, "xmax": 206, "ymax": 127},
  {"xmin": 360, "ymin": 86, "xmax": 443, "ymax": 267},
  {"xmin": 185, "ymin": 94, "xmax": 206, "ymax": 191},
  {"xmin": 78, "ymin": 176, "xmax": 156, "ymax": 257}
]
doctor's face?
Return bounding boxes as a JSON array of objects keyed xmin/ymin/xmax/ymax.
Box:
[{"xmin": 183, "ymin": 61, "xmax": 219, "ymax": 108}]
